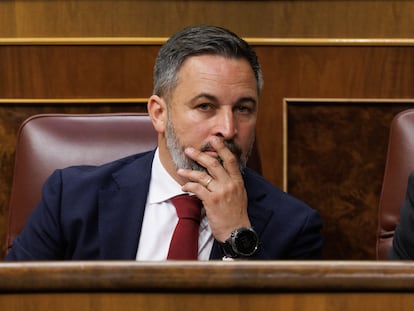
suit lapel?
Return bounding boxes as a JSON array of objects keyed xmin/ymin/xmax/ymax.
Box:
[{"xmin": 98, "ymin": 151, "xmax": 154, "ymax": 259}]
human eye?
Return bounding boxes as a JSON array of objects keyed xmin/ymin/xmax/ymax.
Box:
[
  {"xmin": 235, "ymin": 103, "xmax": 255, "ymax": 115},
  {"xmin": 235, "ymin": 97, "xmax": 257, "ymax": 115},
  {"xmin": 192, "ymin": 94, "xmax": 217, "ymax": 112},
  {"xmin": 237, "ymin": 105, "xmax": 251, "ymax": 113},
  {"xmin": 197, "ymin": 102, "xmax": 214, "ymax": 111}
]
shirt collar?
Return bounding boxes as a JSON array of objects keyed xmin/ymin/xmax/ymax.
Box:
[{"xmin": 147, "ymin": 148, "xmax": 187, "ymax": 204}]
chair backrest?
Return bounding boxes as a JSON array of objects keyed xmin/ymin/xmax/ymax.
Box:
[
  {"xmin": 6, "ymin": 113, "xmax": 158, "ymax": 252},
  {"xmin": 5, "ymin": 112, "xmax": 262, "ymax": 253},
  {"xmin": 377, "ymin": 109, "xmax": 414, "ymax": 259}
]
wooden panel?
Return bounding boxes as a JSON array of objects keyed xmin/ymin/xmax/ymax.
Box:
[
  {"xmin": 285, "ymin": 100, "xmax": 414, "ymax": 259},
  {"xmin": 2, "ymin": 292, "xmax": 414, "ymax": 311},
  {"xmin": 255, "ymin": 45, "xmax": 414, "ymax": 189},
  {"xmin": 1, "ymin": 1, "xmax": 414, "ymax": 38},
  {"xmin": 0, "ymin": 45, "xmax": 157, "ymax": 98}
]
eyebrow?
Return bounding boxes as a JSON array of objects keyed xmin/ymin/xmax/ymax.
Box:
[
  {"xmin": 236, "ymin": 96, "xmax": 258, "ymax": 107},
  {"xmin": 190, "ymin": 93, "xmax": 258, "ymax": 107},
  {"xmin": 190, "ymin": 93, "xmax": 218, "ymax": 103}
]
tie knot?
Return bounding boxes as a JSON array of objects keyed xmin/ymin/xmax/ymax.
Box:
[{"xmin": 171, "ymin": 194, "xmax": 202, "ymax": 222}]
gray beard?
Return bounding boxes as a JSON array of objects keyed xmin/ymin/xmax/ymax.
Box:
[{"xmin": 164, "ymin": 117, "xmax": 250, "ymax": 173}]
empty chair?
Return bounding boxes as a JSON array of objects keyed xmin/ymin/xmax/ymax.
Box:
[{"xmin": 377, "ymin": 109, "xmax": 414, "ymax": 259}]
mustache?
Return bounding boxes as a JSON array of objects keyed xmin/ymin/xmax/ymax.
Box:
[{"xmin": 200, "ymin": 140, "xmax": 242, "ymax": 160}]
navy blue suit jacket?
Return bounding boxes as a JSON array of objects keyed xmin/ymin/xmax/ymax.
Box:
[{"xmin": 6, "ymin": 150, "xmax": 322, "ymax": 260}]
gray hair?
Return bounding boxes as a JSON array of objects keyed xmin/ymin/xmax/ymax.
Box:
[{"xmin": 153, "ymin": 25, "xmax": 263, "ymax": 99}]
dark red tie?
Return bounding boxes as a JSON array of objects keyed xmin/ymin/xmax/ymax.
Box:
[{"xmin": 167, "ymin": 194, "xmax": 202, "ymax": 260}]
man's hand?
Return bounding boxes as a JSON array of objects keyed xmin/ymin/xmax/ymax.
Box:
[{"xmin": 177, "ymin": 136, "xmax": 251, "ymax": 242}]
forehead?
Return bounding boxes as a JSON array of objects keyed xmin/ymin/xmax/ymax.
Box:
[{"xmin": 174, "ymin": 54, "xmax": 258, "ymax": 96}]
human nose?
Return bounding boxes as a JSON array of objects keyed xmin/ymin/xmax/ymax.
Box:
[{"xmin": 214, "ymin": 109, "xmax": 237, "ymax": 139}]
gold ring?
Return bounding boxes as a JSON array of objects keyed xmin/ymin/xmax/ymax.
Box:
[{"xmin": 205, "ymin": 176, "xmax": 213, "ymax": 188}]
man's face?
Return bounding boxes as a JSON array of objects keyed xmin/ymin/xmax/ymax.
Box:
[{"xmin": 164, "ymin": 54, "xmax": 258, "ymax": 173}]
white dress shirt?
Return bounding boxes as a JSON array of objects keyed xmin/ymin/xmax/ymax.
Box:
[{"xmin": 136, "ymin": 148, "xmax": 214, "ymax": 260}]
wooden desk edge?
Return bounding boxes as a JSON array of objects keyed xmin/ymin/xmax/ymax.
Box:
[{"xmin": 1, "ymin": 261, "xmax": 414, "ymax": 293}]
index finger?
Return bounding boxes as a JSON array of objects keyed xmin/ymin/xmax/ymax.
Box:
[{"xmin": 210, "ymin": 136, "xmax": 242, "ymax": 177}]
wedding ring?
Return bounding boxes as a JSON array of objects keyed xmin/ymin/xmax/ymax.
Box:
[{"xmin": 205, "ymin": 176, "xmax": 213, "ymax": 188}]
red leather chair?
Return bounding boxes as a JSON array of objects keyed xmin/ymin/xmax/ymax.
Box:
[
  {"xmin": 377, "ymin": 109, "xmax": 414, "ymax": 259},
  {"xmin": 5, "ymin": 113, "xmax": 262, "ymax": 254},
  {"xmin": 5, "ymin": 113, "xmax": 158, "ymax": 253}
]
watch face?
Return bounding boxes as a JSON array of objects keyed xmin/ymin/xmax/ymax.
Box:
[{"xmin": 234, "ymin": 228, "xmax": 258, "ymax": 256}]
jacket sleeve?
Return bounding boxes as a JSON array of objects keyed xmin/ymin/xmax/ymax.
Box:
[{"xmin": 4, "ymin": 170, "xmax": 66, "ymax": 261}]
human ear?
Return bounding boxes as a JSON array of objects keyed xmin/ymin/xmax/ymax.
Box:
[{"xmin": 147, "ymin": 95, "xmax": 167, "ymax": 133}]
